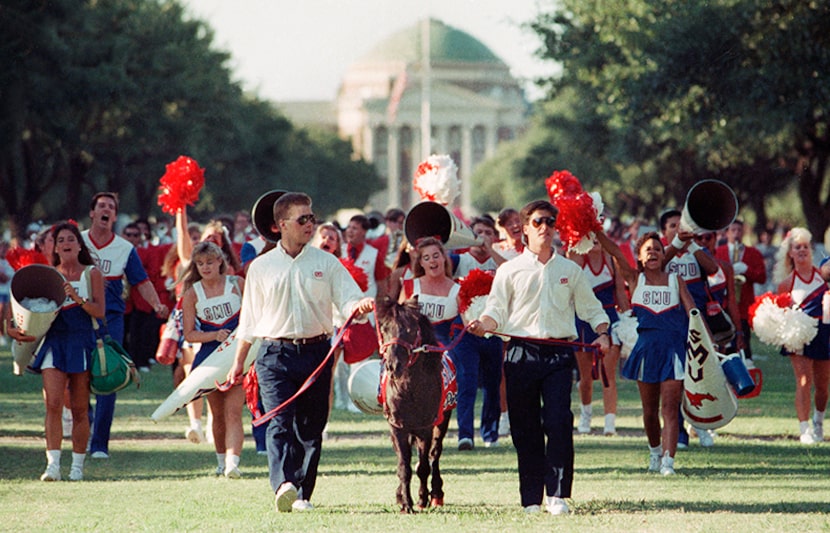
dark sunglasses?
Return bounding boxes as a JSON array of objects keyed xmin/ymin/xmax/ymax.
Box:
[
  {"xmin": 287, "ymin": 213, "xmax": 316, "ymax": 226},
  {"xmin": 530, "ymin": 216, "xmax": 556, "ymax": 228}
]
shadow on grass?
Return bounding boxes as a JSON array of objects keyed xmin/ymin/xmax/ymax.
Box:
[{"xmin": 577, "ymin": 499, "xmax": 830, "ymax": 514}]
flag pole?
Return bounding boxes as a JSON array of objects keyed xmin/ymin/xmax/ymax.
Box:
[{"xmin": 420, "ymin": 18, "xmax": 431, "ymax": 160}]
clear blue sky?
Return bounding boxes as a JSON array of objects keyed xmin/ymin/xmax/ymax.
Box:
[{"xmin": 181, "ymin": 0, "xmax": 556, "ymax": 102}]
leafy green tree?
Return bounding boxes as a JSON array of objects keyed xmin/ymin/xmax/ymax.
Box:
[{"xmin": 519, "ymin": 0, "xmax": 828, "ymax": 233}]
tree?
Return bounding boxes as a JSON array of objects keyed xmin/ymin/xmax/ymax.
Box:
[{"xmin": 522, "ymin": 0, "xmax": 828, "ymax": 232}]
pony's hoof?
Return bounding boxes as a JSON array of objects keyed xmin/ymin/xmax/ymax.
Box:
[{"xmin": 431, "ymin": 497, "xmax": 444, "ymax": 507}]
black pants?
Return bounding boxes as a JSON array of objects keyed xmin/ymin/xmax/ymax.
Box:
[
  {"xmin": 504, "ymin": 339, "xmax": 575, "ymax": 506},
  {"xmin": 127, "ymin": 310, "xmax": 164, "ymax": 367}
]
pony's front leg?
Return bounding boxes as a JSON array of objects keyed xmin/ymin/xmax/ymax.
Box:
[
  {"xmin": 429, "ymin": 410, "xmax": 452, "ymax": 507},
  {"xmin": 414, "ymin": 430, "xmax": 433, "ymax": 509},
  {"xmin": 390, "ymin": 427, "xmax": 415, "ymax": 513}
]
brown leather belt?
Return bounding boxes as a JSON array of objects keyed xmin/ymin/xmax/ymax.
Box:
[{"xmin": 265, "ymin": 334, "xmax": 329, "ymax": 345}]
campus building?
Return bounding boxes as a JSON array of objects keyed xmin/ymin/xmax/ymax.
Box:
[{"xmin": 279, "ymin": 18, "xmax": 528, "ymax": 212}]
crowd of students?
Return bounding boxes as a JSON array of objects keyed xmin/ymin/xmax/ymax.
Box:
[{"xmin": 5, "ymin": 188, "xmax": 829, "ymax": 518}]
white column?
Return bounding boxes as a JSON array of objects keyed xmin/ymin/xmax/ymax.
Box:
[
  {"xmin": 461, "ymin": 126, "xmax": 473, "ymax": 215},
  {"xmin": 387, "ymin": 127, "xmax": 400, "ymax": 209},
  {"xmin": 485, "ymin": 122, "xmax": 497, "ymax": 158},
  {"xmin": 362, "ymin": 123, "xmax": 374, "ymax": 162}
]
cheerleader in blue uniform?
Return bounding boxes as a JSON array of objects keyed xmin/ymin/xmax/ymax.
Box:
[
  {"xmin": 774, "ymin": 228, "xmax": 830, "ymax": 444},
  {"xmin": 570, "ymin": 240, "xmax": 630, "ymax": 435},
  {"xmin": 8, "ymin": 222, "xmax": 106, "ymax": 482},
  {"xmin": 599, "ymin": 231, "xmax": 695, "ymax": 475},
  {"xmin": 181, "ymin": 242, "xmax": 245, "ymax": 476}
]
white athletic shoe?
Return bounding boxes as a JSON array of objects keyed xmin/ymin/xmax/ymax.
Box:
[
  {"xmin": 660, "ymin": 455, "xmax": 676, "ymax": 476},
  {"xmin": 545, "ymin": 496, "xmax": 570, "ymax": 515},
  {"xmin": 40, "ymin": 464, "xmax": 61, "ymax": 482},
  {"xmin": 224, "ymin": 466, "xmax": 242, "ymax": 479},
  {"xmin": 523, "ymin": 504, "xmax": 541, "ymax": 514},
  {"xmin": 69, "ymin": 466, "xmax": 83, "ymax": 481},
  {"xmin": 697, "ymin": 428, "xmax": 715, "ymax": 448},
  {"xmin": 800, "ymin": 427, "xmax": 818, "ymax": 445},
  {"xmin": 292, "ymin": 499, "xmax": 314, "ymax": 511},
  {"xmin": 648, "ymin": 453, "xmax": 661, "ymax": 473},
  {"xmin": 214, "ymin": 465, "xmax": 225, "ymax": 476},
  {"xmin": 577, "ymin": 412, "xmax": 591, "ymax": 434},
  {"xmin": 90, "ymin": 451, "xmax": 109, "ymax": 459},
  {"xmin": 185, "ymin": 427, "xmax": 206, "ymax": 444},
  {"xmin": 813, "ymin": 419, "xmax": 824, "ymax": 441},
  {"xmin": 275, "ymin": 482, "xmax": 298, "ymax": 512}
]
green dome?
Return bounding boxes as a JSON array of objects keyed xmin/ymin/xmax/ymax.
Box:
[{"xmin": 359, "ymin": 18, "xmax": 504, "ymax": 65}]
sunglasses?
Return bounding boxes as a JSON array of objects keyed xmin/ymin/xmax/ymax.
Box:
[
  {"xmin": 287, "ymin": 214, "xmax": 316, "ymax": 226},
  {"xmin": 530, "ymin": 216, "xmax": 556, "ymax": 228}
]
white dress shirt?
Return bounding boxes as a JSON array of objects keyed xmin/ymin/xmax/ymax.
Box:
[
  {"xmin": 481, "ymin": 248, "xmax": 608, "ymax": 340},
  {"xmin": 237, "ymin": 242, "xmax": 364, "ymax": 343}
]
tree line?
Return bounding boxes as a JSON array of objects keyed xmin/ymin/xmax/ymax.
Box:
[
  {"xmin": 0, "ymin": 0, "xmax": 380, "ymax": 238},
  {"xmin": 474, "ymin": 0, "xmax": 828, "ymax": 237}
]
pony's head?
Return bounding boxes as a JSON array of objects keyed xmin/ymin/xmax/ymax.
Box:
[{"xmin": 376, "ymin": 295, "xmax": 430, "ymax": 378}]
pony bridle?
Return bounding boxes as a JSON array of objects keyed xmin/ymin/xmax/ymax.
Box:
[{"xmin": 379, "ymin": 330, "xmax": 427, "ymax": 368}]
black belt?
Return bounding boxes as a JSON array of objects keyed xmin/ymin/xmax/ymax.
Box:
[{"xmin": 265, "ymin": 334, "xmax": 329, "ymax": 345}]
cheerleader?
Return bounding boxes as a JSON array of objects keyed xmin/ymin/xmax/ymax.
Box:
[
  {"xmin": 774, "ymin": 228, "xmax": 830, "ymax": 444},
  {"xmin": 181, "ymin": 241, "xmax": 245, "ymax": 476}
]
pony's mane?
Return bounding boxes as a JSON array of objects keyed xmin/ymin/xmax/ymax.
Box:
[{"xmin": 377, "ymin": 295, "xmax": 437, "ymax": 347}]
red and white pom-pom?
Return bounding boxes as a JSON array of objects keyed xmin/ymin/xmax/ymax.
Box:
[
  {"xmin": 157, "ymin": 155, "xmax": 205, "ymax": 215},
  {"xmin": 545, "ymin": 170, "xmax": 603, "ymax": 254},
  {"xmin": 749, "ymin": 292, "xmax": 818, "ymax": 351},
  {"xmin": 413, "ymin": 154, "xmax": 460, "ymax": 205},
  {"xmin": 458, "ymin": 270, "xmax": 494, "ymax": 312},
  {"xmin": 614, "ymin": 309, "xmax": 639, "ymax": 358},
  {"xmin": 340, "ymin": 258, "xmax": 369, "ymax": 292},
  {"xmin": 461, "ymin": 295, "xmax": 488, "ymax": 324},
  {"xmin": 5, "ymin": 247, "xmax": 50, "ymax": 271},
  {"xmin": 780, "ymin": 307, "xmax": 818, "ymax": 353}
]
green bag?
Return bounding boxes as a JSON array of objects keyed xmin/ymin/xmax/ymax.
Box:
[
  {"xmin": 90, "ymin": 332, "xmax": 139, "ymax": 395},
  {"xmin": 84, "ymin": 266, "xmax": 140, "ymax": 395}
]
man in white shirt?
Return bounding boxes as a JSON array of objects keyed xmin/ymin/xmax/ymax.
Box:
[
  {"xmin": 227, "ymin": 192, "xmax": 373, "ymax": 513},
  {"xmin": 468, "ymin": 199, "xmax": 609, "ymax": 517}
]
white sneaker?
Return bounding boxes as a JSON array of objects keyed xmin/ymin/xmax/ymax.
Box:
[
  {"xmin": 545, "ymin": 496, "xmax": 570, "ymax": 515},
  {"xmin": 224, "ymin": 466, "xmax": 242, "ymax": 479},
  {"xmin": 523, "ymin": 504, "xmax": 541, "ymax": 514},
  {"xmin": 800, "ymin": 428, "xmax": 818, "ymax": 445},
  {"xmin": 214, "ymin": 465, "xmax": 225, "ymax": 476},
  {"xmin": 69, "ymin": 466, "xmax": 83, "ymax": 481},
  {"xmin": 62, "ymin": 408, "xmax": 73, "ymax": 438},
  {"xmin": 814, "ymin": 420, "xmax": 824, "ymax": 441},
  {"xmin": 697, "ymin": 428, "xmax": 715, "ymax": 447},
  {"xmin": 292, "ymin": 499, "xmax": 314, "ymax": 511},
  {"xmin": 648, "ymin": 453, "xmax": 661, "ymax": 473},
  {"xmin": 458, "ymin": 438, "xmax": 474, "ymax": 451},
  {"xmin": 498, "ymin": 412, "xmax": 510, "ymax": 437},
  {"xmin": 483, "ymin": 440, "xmax": 499, "ymax": 448},
  {"xmin": 660, "ymin": 455, "xmax": 675, "ymax": 476},
  {"xmin": 577, "ymin": 412, "xmax": 591, "ymax": 434},
  {"xmin": 90, "ymin": 451, "xmax": 109, "ymax": 459},
  {"xmin": 275, "ymin": 482, "xmax": 298, "ymax": 512},
  {"xmin": 185, "ymin": 427, "xmax": 206, "ymax": 444},
  {"xmin": 40, "ymin": 464, "xmax": 61, "ymax": 481}
]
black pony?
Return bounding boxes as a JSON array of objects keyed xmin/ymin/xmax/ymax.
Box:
[{"xmin": 376, "ymin": 296, "xmax": 453, "ymax": 514}]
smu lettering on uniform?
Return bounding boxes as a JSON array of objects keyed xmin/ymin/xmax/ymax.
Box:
[
  {"xmin": 641, "ymin": 288, "xmax": 674, "ymax": 306},
  {"xmin": 667, "ymin": 261, "xmax": 698, "ymax": 278},
  {"xmin": 419, "ymin": 301, "xmax": 446, "ymax": 321},
  {"xmin": 201, "ymin": 302, "xmax": 234, "ymax": 322}
]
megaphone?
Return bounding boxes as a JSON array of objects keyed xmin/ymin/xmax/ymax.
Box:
[
  {"xmin": 10, "ymin": 264, "xmax": 66, "ymax": 375},
  {"xmin": 680, "ymin": 179, "xmax": 738, "ymax": 233},
  {"xmin": 404, "ymin": 201, "xmax": 482, "ymax": 250},
  {"xmin": 348, "ymin": 359, "xmax": 384, "ymax": 415},
  {"xmin": 683, "ymin": 309, "xmax": 738, "ymax": 430}
]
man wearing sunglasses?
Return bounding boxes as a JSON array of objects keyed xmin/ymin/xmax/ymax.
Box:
[
  {"xmin": 467, "ymin": 199, "xmax": 610, "ymax": 517},
  {"xmin": 227, "ymin": 191, "xmax": 373, "ymax": 513}
]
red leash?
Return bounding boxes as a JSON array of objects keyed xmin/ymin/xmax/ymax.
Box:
[{"xmin": 214, "ymin": 308, "xmax": 361, "ymax": 428}]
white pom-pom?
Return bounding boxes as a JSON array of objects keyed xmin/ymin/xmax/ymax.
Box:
[
  {"xmin": 569, "ymin": 232, "xmax": 597, "ymax": 255},
  {"xmin": 751, "ymin": 299, "xmax": 786, "ymax": 346},
  {"xmin": 590, "ymin": 192, "xmax": 604, "ymax": 220},
  {"xmin": 413, "ymin": 154, "xmax": 460, "ymax": 205},
  {"xmin": 780, "ymin": 307, "xmax": 818, "ymax": 353},
  {"xmin": 462, "ymin": 295, "xmax": 488, "ymax": 325},
  {"xmin": 614, "ymin": 309, "xmax": 639, "ymax": 358}
]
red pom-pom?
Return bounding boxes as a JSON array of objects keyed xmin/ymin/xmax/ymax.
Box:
[
  {"xmin": 5, "ymin": 247, "xmax": 50, "ymax": 271},
  {"xmin": 157, "ymin": 156, "xmax": 205, "ymax": 215},
  {"xmin": 458, "ymin": 269, "xmax": 495, "ymax": 314},
  {"xmin": 545, "ymin": 170, "xmax": 602, "ymax": 252},
  {"xmin": 775, "ymin": 293, "xmax": 793, "ymax": 308},
  {"xmin": 748, "ymin": 292, "xmax": 775, "ymax": 328},
  {"xmin": 340, "ymin": 258, "xmax": 369, "ymax": 292}
]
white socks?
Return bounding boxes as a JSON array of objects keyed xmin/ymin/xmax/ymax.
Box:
[
  {"xmin": 71, "ymin": 452, "xmax": 85, "ymax": 469},
  {"xmin": 46, "ymin": 449, "xmax": 61, "ymax": 466},
  {"xmin": 216, "ymin": 453, "xmax": 226, "ymax": 469},
  {"xmin": 649, "ymin": 444, "xmax": 663, "ymax": 456},
  {"xmin": 814, "ymin": 410, "xmax": 825, "ymax": 424},
  {"xmin": 581, "ymin": 404, "xmax": 592, "ymax": 416}
]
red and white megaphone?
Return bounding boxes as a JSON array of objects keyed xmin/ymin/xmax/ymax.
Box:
[
  {"xmin": 682, "ymin": 309, "xmax": 738, "ymax": 429},
  {"xmin": 10, "ymin": 264, "xmax": 66, "ymax": 375},
  {"xmin": 404, "ymin": 201, "xmax": 482, "ymax": 250}
]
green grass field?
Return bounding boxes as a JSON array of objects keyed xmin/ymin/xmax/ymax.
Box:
[{"xmin": 1, "ymin": 339, "xmax": 829, "ymax": 532}]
